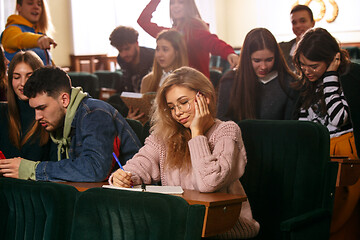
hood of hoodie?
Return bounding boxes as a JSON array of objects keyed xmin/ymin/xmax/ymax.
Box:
[{"xmin": 5, "ymin": 14, "xmax": 40, "ymax": 31}]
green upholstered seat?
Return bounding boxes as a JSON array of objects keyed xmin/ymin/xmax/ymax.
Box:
[
  {"xmin": 94, "ymin": 70, "xmax": 123, "ymax": 93},
  {"xmin": 125, "ymin": 118, "xmax": 149, "ymax": 145},
  {"xmin": 340, "ymin": 63, "xmax": 360, "ymax": 155},
  {"xmin": 68, "ymin": 72, "xmax": 100, "ymax": 99},
  {"xmin": 238, "ymin": 120, "xmax": 338, "ymax": 240},
  {"xmin": 0, "ymin": 178, "xmax": 78, "ymax": 240},
  {"xmin": 70, "ymin": 187, "xmax": 205, "ymax": 240}
]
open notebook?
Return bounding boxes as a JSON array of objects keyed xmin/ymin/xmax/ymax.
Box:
[{"xmin": 102, "ymin": 185, "xmax": 184, "ymax": 195}]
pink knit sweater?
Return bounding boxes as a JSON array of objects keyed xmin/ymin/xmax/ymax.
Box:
[{"xmin": 111, "ymin": 120, "xmax": 259, "ymax": 238}]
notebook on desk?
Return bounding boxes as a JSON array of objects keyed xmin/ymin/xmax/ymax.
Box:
[{"xmin": 102, "ymin": 185, "xmax": 184, "ymax": 195}]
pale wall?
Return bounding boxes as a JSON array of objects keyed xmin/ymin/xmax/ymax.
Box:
[{"xmin": 48, "ymin": 0, "xmax": 72, "ymax": 67}]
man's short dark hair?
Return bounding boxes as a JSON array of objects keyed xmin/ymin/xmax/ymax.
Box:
[
  {"xmin": 24, "ymin": 66, "xmax": 72, "ymax": 99},
  {"xmin": 291, "ymin": 4, "xmax": 314, "ymax": 22},
  {"xmin": 109, "ymin": 26, "xmax": 139, "ymax": 48}
]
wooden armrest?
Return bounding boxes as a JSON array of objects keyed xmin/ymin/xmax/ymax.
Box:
[{"xmin": 331, "ymin": 156, "xmax": 360, "ymax": 186}]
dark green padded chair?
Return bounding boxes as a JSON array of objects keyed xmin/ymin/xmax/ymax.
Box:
[
  {"xmin": 0, "ymin": 178, "xmax": 78, "ymax": 240},
  {"xmin": 68, "ymin": 72, "xmax": 100, "ymax": 99},
  {"xmin": 238, "ymin": 120, "xmax": 338, "ymax": 240},
  {"xmin": 70, "ymin": 187, "xmax": 205, "ymax": 240},
  {"xmin": 340, "ymin": 63, "xmax": 360, "ymax": 155},
  {"xmin": 94, "ymin": 70, "xmax": 123, "ymax": 92},
  {"xmin": 125, "ymin": 118, "xmax": 149, "ymax": 145}
]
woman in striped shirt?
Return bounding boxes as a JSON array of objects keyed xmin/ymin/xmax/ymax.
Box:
[
  {"xmin": 293, "ymin": 28, "xmax": 357, "ymax": 159},
  {"xmin": 293, "ymin": 27, "xmax": 360, "ymax": 239}
]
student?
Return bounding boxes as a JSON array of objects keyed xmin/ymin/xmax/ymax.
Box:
[
  {"xmin": 109, "ymin": 25, "xmax": 154, "ymax": 93},
  {"xmin": 0, "ymin": 45, "xmax": 9, "ymax": 101},
  {"xmin": 279, "ymin": 4, "xmax": 315, "ymax": 71},
  {"xmin": 1, "ymin": 0, "xmax": 57, "ymax": 66},
  {"xmin": 217, "ymin": 28, "xmax": 298, "ymax": 121},
  {"xmin": 137, "ymin": 0, "xmax": 238, "ymax": 78},
  {"xmin": 140, "ymin": 29, "xmax": 188, "ymax": 93},
  {"xmin": 0, "ymin": 66, "xmax": 142, "ymax": 182},
  {"xmin": 293, "ymin": 27, "xmax": 360, "ymax": 239},
  {"xmin": 0, "ymin": 51, "xmax": 53, "ymax": 166},
  {"xmin": 109, "ymin": 66, "xmax": 260, "ymax": 239}
]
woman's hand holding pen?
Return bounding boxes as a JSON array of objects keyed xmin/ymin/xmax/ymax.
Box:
[
  {"xmin": 112, "ymin": 169, "xmax": 134, "ymax": 188},
  {"xmin": 37, "ymin": 35, "xmax": 57, "ymax": 50},
  {"xmin": 190, "ymin": 92, "xmax": 214, "ymax": 138},
  {"xmin": 327, "ymin": 52, "xmax": 341, "ymax": 72}
]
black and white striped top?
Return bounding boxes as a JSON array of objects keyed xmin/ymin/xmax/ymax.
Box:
[{"xmin": 299, "ymin": 71, "xmax": 353, "ymax": 138}]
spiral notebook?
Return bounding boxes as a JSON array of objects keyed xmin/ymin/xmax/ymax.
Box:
[{"xmin": 102, "ymin": 185, "xmax": 184, "ymax": 195}]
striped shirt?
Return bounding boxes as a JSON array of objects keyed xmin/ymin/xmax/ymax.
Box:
[{"xmin": 299, "ymin": 72, "xmax": 353, "ymax": 138}]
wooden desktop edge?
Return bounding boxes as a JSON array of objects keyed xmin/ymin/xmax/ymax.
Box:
[
  {"xmin": 59, "ymin": 182, "xmax": 247, "ymax": 237},
  {"xmin": 331, "ymin": 157, "xmax": 360, "ymax": 187}
]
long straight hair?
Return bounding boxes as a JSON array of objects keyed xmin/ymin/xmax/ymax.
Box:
[
  {"xmin": 151, "ymin": 66, "xmax": 216, "ymax": 171},
  {"xmin": 169, "ymin": 0, "xmax": 208, "ymax": 39},
  {"xmin": 147, "ymin": 29, "xmax": 188, "ymax": 92},
  {"xmin": 7, "ymin": 51, "xmax": 48, "ymax": 149},
  {"xmin": 227, "ymin": 28, "xmax": 296, "ymax": 121},
  {"xmin": 293, "ymin": 28, "xmax": 350, "ymax": 112},
  {"xmin": 16, "ymin": 0, "xmax": 54, "ymax": 34}
]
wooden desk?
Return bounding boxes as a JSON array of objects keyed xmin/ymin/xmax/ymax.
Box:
[
  {"xmin": 59, "ymin": 182, "xmax": 247, "ymax": 237},
  {"xmin": 331, "ymin": 158, "xmax": 360, "ymax": 187}
]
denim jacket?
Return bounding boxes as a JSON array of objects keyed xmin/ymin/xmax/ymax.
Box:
[{"xmin": 35, "ymin": 97, "xmax": 142, "ymax": 182}]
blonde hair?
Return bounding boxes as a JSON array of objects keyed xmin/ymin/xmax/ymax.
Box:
[
  {"xmin": 147, "ymin": 29, "xmax": 188, "ymax": 92},
  {"xmin": 16, "ymin": 0, "xmax": 54, "ymax": 35},
  {"xmin": 151, "ymin": 66, "xmax": 216, "ymax": 170},
  {"xmin": 7, "ymin": 51, "xmax": 48, "ymax": 149}
]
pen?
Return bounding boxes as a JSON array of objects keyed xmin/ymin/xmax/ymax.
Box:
[
  {"xmin": 112, "ymin": 152, "xmax": 124, "ymax": 170},
  {"xmin": 112, "ymin": 152, "xmax": 133, "ymax": 188},
  {"xmin": 141, "ymin": 182, "xmax": 146, "ymax": 192}
]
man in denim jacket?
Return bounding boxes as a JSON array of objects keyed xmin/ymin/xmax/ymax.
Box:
[{"xmin": 0, "ymin": 67, "xmax": 142, "ymax": 182}]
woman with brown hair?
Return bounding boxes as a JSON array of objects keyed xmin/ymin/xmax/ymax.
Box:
[
  {"xmin": 138, "ymin": 0, "xmax": 238, "ymax": 78},
  {"xmin": 218, "ymin": 28, "xmax": 298, "ymax": 121},
  {"xmin": 140, "ymin": 29, "xmax": 188, "ymax": 93},
  {"xmin": 0, "ymin": 51, "xmax": 53, "ymax": 173}
]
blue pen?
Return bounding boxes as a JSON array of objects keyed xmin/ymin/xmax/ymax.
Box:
[
  {"xmin": 112, "ymin": 152, "xmax": 133, "ymax": 188},
  {"xmin": 112, "ymin": 152, "xmax": 124, "ymax": 170}
]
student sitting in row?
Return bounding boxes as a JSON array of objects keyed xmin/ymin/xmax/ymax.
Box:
[
  {"xmin": 0, "ymin": 51, "xmax": 53, "ymax": 169},
  {"xmin": 217, "ymin": 28, "xmax": 299, "ymax": 121},
  {"xmin": 109, "ymin": 66, "xmax": 260, "ymax": 239},
  {"xmin": 293, "ymin": 27, "xmax": 360, "ymax": 239},
  {"xmin": 0, "ymin": 66, "xmax": 142, "ymax": 182},
  {"xmin": 1, "ymin": 0, "xmax": 57, "ymax": 66},
  {"xmin": 140, "ymin": 29, "xmax": 188, "ymax": 93}
]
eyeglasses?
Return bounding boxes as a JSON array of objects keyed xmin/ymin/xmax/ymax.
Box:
[
  {"xmin": 168, "ymin": 97, "xmax": 195, "ymax": 113},
  {"xmin": 300, "ymin": 64, "xmax": 319, "ymax": 73}
]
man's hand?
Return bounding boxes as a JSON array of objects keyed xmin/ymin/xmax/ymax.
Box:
[
  {"xmin": 0, "ymin": 157, "xmax": 22, "ymax": 178},
  {"xmin": 37, "ymin": 36, "xmax": 57, "ymax": 50}
]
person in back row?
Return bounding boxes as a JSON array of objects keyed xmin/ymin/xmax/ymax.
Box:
[
  {"xmin": 109, "ymin": 25, "xmax": 154, "ymax": 93},
  {"xmin": 137, "ymin": 0, "xmax": 238, "ymax": 78},
  {"xmin": 217, "ymin": 28, "xmax": 298, "ymax": 121},
  {"xmin": 1, "ymin": 0, "xmax": 57, "ymax": 66},
  {"xmin": 0, "ymin": 66, "xmax": 142, "ymax": 182},
  {"xmin": 140, "ymin": 29, "xmax": 188, "ymax": 93},
  {"xmin": 279, "ymin": 4, "xmax": 315, "ymax": 71}
]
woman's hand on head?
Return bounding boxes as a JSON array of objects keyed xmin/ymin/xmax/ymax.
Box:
[
  {"xmin": 227, "ymin": 53, "xmax": 239, "ymax": 69},
  {"xmin": 327, "ymin": 52, "xmax": 341, "ymax": 72},
  {"xmin": 111, "ymin": 169, "xmax": 133, "ymax": 188},
  {"xmin": 37, "ymin": 36, "xmax": 57, "ymax": 50},
  {"xmin": 190, "ymin": 92, "xmax": 213, "ymax": 138}
]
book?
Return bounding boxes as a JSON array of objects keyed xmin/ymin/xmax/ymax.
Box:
[
  {"xmin": 102, "ymin": 185, "xmax": 184, "ymax": 195},
  {"xmin": 120, "ymin": 92, "xmax": 156, "ymax": 123}
]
